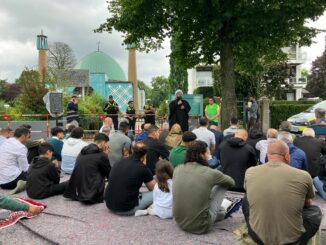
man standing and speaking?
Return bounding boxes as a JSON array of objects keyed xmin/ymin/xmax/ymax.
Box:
[{"xmin": 169, "ymin": 90, "xmax": 191, "ymax": 132}]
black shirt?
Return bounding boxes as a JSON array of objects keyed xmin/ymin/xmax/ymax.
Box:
[
  {"xmin": 294, "ymin": 136, "xmax": 326, "ymax": 177},
  {"xmin": 105, "ymin": 155, "xmax": 153, "ymax": 212},
  {"xmin": 143, "ymin": 137, "xmax": 170, "ymax": 174}
]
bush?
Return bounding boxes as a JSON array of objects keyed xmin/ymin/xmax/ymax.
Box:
[{"xmin": 270, "ymin": 101, "xmax": 315, "ymax": 128}]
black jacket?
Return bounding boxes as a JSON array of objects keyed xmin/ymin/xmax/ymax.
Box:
[
  {"xmin": 143, "ymin": 137, "xmax": 169, "ymax": 175},
  {"xmin": 220, "ymin": 137, "xmax": 257, "ymax": 192},
  {"xmin": 247, "ymin": 129, "xmax": 265, "ymax": 159},
  {"xmin": 26, "ymin": 157, "xmax": 60, "ymax": 199},
  {"xmin": 64, "ymin": 144, "xmax": 111, "ymax": 204},
  {"xmin": 294, "ymin": 136, "xmax": 326, "ymax": 177},
  {"xmin": 168, "ymin": 99, "xmax": 191, "ymax": 132}
]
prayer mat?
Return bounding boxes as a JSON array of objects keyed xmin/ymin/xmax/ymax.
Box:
[
  {"xmin": 0, "ymin": 198, "xmax": 46, "ymax": 230},
  {"xmin": 224, "ymin": 191, "xmax": 244, "ymax": 219}
]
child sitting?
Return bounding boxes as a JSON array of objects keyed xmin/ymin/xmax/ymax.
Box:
[
  {"xmin": 26, "ymin": 143, "xmax": 68, "ymax": 199},
  {"xmin": 135, "ymin": 160, "xmax": 174, "ymax": 219}
]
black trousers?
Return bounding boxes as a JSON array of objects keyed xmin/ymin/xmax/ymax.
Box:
[
  {"xmin": 0, "ymin": 171, "xmax": 28, "ymax": 190},
  {"xmin": 242, "ymin": 195, "xmax": 322, "ymax": 245},
  {"xmin": 128, "ymin": 118, "xmax": 136, "ymax": 131},
  {"xmin": 47, "ymin": 181, "xmax": 69, "ymax": 198},
  {"xmin": 111, "ymin": 115, "xmax": 119, "ymax": 130}
]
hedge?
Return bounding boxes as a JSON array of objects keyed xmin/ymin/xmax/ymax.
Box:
[{"xmin": 270, "ymin": 102, "xmax": 316, "ymax": 128}]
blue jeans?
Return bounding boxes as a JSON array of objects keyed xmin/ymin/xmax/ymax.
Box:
[
  {"xmin": 313, "ymin": 176, "xmax": 326, "ymax": 200},
  {"xmin": 115, "ymin": 191, "xmax": 153, "ymax": 216},
  {"xmin": 208, "ymin": 156, "xmax": 220, "ymax": 169}
]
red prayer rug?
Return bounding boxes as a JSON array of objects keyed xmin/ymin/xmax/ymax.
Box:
[{"xmin": 0, "ymin": 198, "xmax": 46, "ymax": 230}]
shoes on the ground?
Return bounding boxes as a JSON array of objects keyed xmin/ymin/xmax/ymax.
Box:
[
  {"xmin": 10, "ymin": 180, "xmax": 27, "ymax": 195},
  {"xmin": 134, "ymin": 210, "xmax": 149, "ymax": 217}
]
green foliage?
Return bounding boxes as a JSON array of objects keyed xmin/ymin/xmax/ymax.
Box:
[
  {"xmin": 96, "ymin": 0, "xmax": 326, "ymax": 129},
  {"xmin": 193, "ymin": 87, "xmax": 214, "ymax": 99},
  {"xmin": 168, "ymin": 35, "xmax": 188, "ymax": 94},
  {"xmin": 138, "ymin": 80, "xmax": 152, "ymax": 99},
  {"xmin": 306, "ymin": 44, "xmax": 326, "ymax": 99},
  {"xmin": 270, "ymin": 101, "xmax": 316, "ymax": 128},
  {"xmin": 156, "ymin": 100, "xmax": 168, "ymax": 117},
  {"xmin": 15, "ymin": 69, "xmax": 48, "ymax": 114},
  {"xmin": 73, "ymin": 94, "xmax": 106, "ymax": 129},
  {"xmin": 150, "ymin": 76, "xmax": 170, "ymax": 108},
  {"xmin": 260, "ymin": 64, "xmax": 292, "ymax": 100}
]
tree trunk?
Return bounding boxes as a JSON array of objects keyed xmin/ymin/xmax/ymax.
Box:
[{"xmin": 220, "ymin": 38, "xmax": 237, "ymax": 130}]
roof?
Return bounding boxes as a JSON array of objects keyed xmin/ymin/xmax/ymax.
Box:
[{"xmin": 75, "ymin": 51, "xmax": 126, "ymax": 81}]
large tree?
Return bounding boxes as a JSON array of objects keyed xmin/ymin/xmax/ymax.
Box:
[
  {"xmin": 47, "ymin": 42, "xmax": 77, "ymax": 91},
  {"xmin": 150, "ymin": 76, "xmax": 170, "ymax": 108},
  {"xmin": 307, "ymin": 43, "xmax": 326, "ymax": 99},
  {"xmin": 168, "ymin": 35, "xmax": 188, "ymax": 94},
  {"xmin": 48, "ymin": 42, "xmax": 77, "ymax": 70},
  {"xmin": 15, "ymin": 69, "xmax": 48, "ymax": 114},
  {"xmin": 96, "ymin": 1, "xmax": 325, "ymax": 128}
]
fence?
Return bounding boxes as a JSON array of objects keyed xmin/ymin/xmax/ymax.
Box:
[{"xmin": 0, "ymin": 113, "xmax": 202, "ymax": 140}]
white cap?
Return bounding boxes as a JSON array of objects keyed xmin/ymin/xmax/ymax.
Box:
[{"xmin": 175, "ymin": 89, "xmax": 183, "ymax": 95}]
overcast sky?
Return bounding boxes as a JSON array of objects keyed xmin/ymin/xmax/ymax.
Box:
[{"xmin": 0, "ymin": 0, "xmax": 325, "ymax": 85}]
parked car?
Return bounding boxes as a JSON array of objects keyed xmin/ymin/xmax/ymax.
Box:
[{"xmin": 287, "ymin": 100, "xmax": 326, "ymax": 133}]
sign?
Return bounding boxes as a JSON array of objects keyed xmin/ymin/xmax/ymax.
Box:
[
  {"xmin": 43, "ymin": 92, "xmax": 64, "ymax": 117},
  {"xmin": 168, "ymin": 94, "xmax": 203, "ymax": 117}
]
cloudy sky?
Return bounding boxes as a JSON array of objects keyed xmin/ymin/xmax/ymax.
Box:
[{"xmin": 0, "ymin": 0, "xmax": 325, "ymax": 85}]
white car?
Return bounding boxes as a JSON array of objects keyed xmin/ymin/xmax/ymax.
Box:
[{"xmin": 287, "ymin": 100, "xmax": 326, "ymax": 132}]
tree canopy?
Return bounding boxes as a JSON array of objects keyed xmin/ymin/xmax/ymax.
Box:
[
  {"xmin": 97, "ymin": 0, "xmax": 326, "ymax": 128},
  {"xmin": 307, "ymin": 41, "xmax": 326, "ymax": 99}
]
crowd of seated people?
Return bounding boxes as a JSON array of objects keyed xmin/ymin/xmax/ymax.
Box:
[{"xmin": 0, "ymin": 114, "xmax": 325, "ymax": 243}]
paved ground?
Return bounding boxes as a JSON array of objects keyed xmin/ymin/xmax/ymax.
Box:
[{"xmin": 0, "ymin": 176, "xmax": 325, "ymax": 245}]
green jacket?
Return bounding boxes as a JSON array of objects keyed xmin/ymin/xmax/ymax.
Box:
[
  {"xmin": 169, "ymin": 145, "xmax": 187, "ymax": 167},
  {"xmin": 0, "ymin": 195, "xmax": 29, "ymax": 212}
]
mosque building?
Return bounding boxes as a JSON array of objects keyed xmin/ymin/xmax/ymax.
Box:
[{"xmin": 37, "ymin": 32, "xmax": 145, "ymax": 112}]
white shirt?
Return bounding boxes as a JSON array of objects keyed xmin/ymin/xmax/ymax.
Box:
[
  {"xmin": 192, "ymin": 127, "xmax": 216, "ymax": 159},
  {"xmin": 256, "ymin": 138, "xmax": 277, "ymax": 163},
  {"xmin": 0, "ymin": 138, "xmax": 29, "ymax": 184},
  {"xmin": 0, "ymin": 136, "xmax": 7, "ymax": 147},
  {"xmin": 153, "ymin": 179, "xmax": 173, "ymax": 219}
]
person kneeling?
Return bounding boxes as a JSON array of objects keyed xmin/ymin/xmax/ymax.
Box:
[
  {"xmin": 105, "ymin": 142, "xmax": 156, "ymax": 215},
  {"xmin": 64, "ymin": 133, "xmax": 111, "ymax": 204},
  {"xmin": 26, "ymin": 143, "xmax": 68, "ymax": 199},
  {"xmin": 173, "ymin": 141, "xmax": 235, "ymax": 234}
]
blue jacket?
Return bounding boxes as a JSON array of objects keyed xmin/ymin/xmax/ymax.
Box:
[
  {"xmin": 287, "ymin": 143, "xmax": 308, "ymax": 171},
  {"xmin": 135, "ymin": 131, "xmax": 148, "ymax": 142},
  {"xmin": 47, "ymin": 137, "xmax": 64, "ymax": 161}
]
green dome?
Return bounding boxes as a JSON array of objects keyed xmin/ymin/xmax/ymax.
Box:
[{"xmin": 75, "ymin": 51, "xmax": 126, "ymax": 81}]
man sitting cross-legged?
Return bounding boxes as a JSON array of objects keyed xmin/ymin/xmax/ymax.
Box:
[
  {"xmin": 243, "ymin": 140, "xmax": 322, "ymax": 245},
  {"xmin": 105, "ymin": 142, "xmax": 156, "ymax": 215},
  {"xmin": 26, "ymin": 143, "xmax": 68, "ymax": 199},
  {"xmin": 61, "ymin": 127, "xmax": 88, "ymax": 174},
  {"xmin": 46, "ymin": 127, "xmax": 65, "ymax": 162},
  {"xmin": 0, "ymin": 127, "xmax": 30, "ymax": 193},
  {"xmin": 173, "ymin": 141, "xmax": 235, "ymax": 234},
  {"xmin": 64, "ymin": 133, "xmax": 111, "ymax": 204},
  {"xmin": 143, "ymin": 125, "xmax": 170, "ymax": 174},
  {"xmin": 169, "ymin": 131, "xmax": 197, "ymax": 168}
]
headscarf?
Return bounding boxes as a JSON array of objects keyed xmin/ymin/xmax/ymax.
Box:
[{"xmin": 165, "ymin": 123, "xmax": 183, "ymax": 148}]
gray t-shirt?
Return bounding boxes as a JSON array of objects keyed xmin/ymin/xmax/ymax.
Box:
[
  {"xmin": 192, "ymin": 127, "xmax": 215, "ymax": 159},
  {"xmin": 108, "ymin": 131, "xmax": 131, "ymax": 167},
  {"xmin": 248, "ymin": 101, "xmax": 258, "ymax": 119}
]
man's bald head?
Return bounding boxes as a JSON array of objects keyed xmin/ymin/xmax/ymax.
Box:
[
  {"xmin": 143, "ymin": 123, "xmax": 152, "ymax": 131},
  {"xmin": 267, "ymin": 140, "xmax": 290, "ymax": 164},
  {"xmin": 234, "ymin": 129, "xmax": 248, "ymax": 141},
  {"xmin": 210, "ymin": 125, "xmax": 219, "ymax": 131},
  {"xmin": 267, "ymin": 128, "xmax": 278, "ymax": 139}
]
